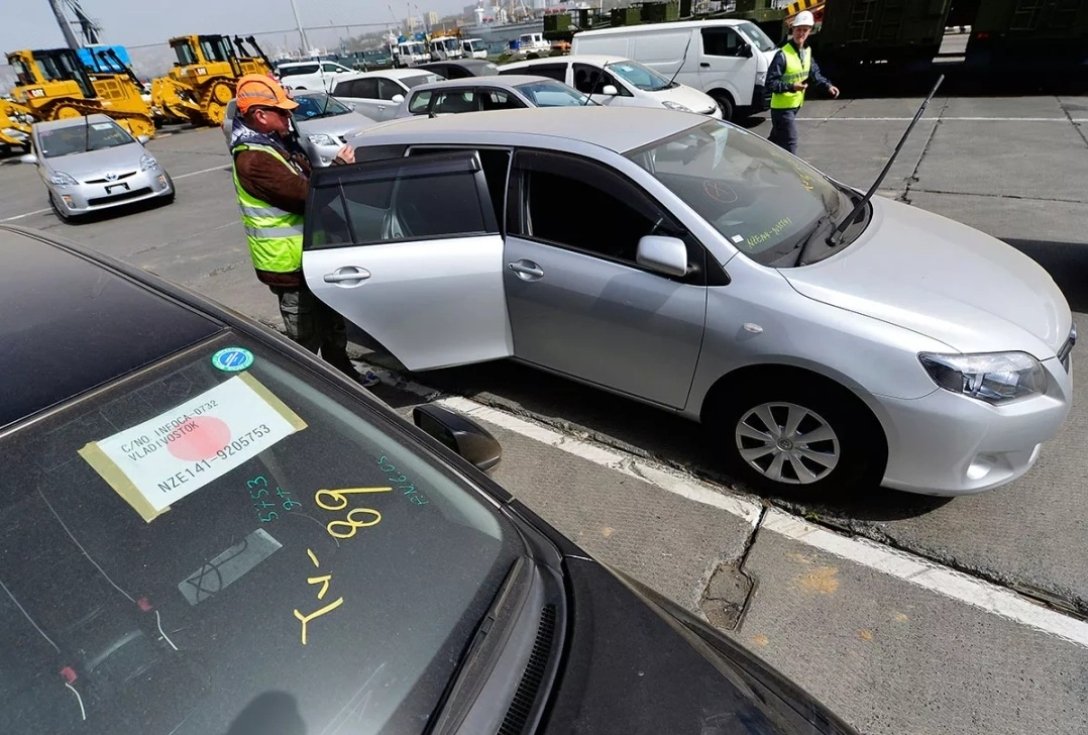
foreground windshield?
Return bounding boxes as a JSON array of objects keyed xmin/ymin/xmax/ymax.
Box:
[
  {"xmin": 738, "ymin": 21, "xmax": 776, "ymax": 53},
  {"xmin": 0, "ymin": 333, "xmax": 520, "ymax": 734},
  {"xmin": 606, "ymin": 59, "xmax": 674, "ymax": 91},
  {"xmin": 627, "ymin": 119, "xmax": 846, "ymax": 265},
  {"xmin": 293, "ymin": 93, "xmax": 351, "ymax": 118},
  {"xmin": 516, "ymin": 80, "xmax": 592, "ymax": 107},
  {"xmin": 39, "ymin": 120, "xmax": 134, "ymax": 157}
]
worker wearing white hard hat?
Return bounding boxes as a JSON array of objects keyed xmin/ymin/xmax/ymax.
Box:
[{"xmin": 765, "ymin": 9, "xmax": 840, "ymax": 155}]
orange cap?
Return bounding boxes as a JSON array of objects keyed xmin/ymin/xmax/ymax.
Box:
[{"xmin": 235, "ymin": 74, "xmax": 299, "ymax": 114}]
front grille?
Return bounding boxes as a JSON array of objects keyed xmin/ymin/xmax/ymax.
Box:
[
  {"xmin": 1058, "ymin": 325, "xmax": 1077, "ymax": 372},
  {"xmin": 498, "ymin": 604, "xmax": 556, "ymax": 735},
  {"xmin": 87, "ymin": 187, "xmax": 152, "ymax": 206},
  {"xmin": 85, "ymin": 171, "xmax": 137, "ymax": 184}
]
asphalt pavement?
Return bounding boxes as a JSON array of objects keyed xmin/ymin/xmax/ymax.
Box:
[{"xmin": 3, "ymin": 93, "xmax": 1087, "ymax": 734}]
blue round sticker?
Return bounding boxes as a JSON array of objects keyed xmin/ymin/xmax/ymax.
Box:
[{"xmin": 211, "ymin": 347, "xmax": 254, "ymax": 372}]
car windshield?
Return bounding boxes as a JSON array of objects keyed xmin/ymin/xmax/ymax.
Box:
[
  {"xmin": 605, "ymin": 59, "xmax": 675, "ymax": 91},
  {"xmin": 293, "ymin": 93, "xmax": 352, "ymax": 119},
  {"xmin": 39, "ymin": 119, "xmax": 134, "ymax": 158},
  {"xmin": 515, "ymin": 80, "xmax": 593, "ymax": 107},
  {"xmin": 737, "ymin": 21, "xmax": 776, "ymax": 53},
  {"xmin": 0, "ymin": 332, "xmax": 522, "ymax": 734},
  {"xmin": 626, "ymin": 119, "xmax": 865, "ymax": 266},
  {"xmin": 402, "ymin": 73, "xmax": 442, "ymax": 89}
]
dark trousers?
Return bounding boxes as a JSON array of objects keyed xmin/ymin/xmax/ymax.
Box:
[
  {"xmin": 769, "ymin": 107, "xmax": 800, "ymax": 155},
  {"xmin": 270, "ymin": 283, "xmax": 355, "ymax": 377}
]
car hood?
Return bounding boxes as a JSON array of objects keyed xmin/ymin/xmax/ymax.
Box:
[
  {"xmin": 545, "ymin": 557, "xmax": 855, "ymax": 734},
  {"xmin": 645, "ymin": 83, "xmax": 718, "ymax": 113},
  {"xmin": 781, "ymin": 197, "xmax": 1072, "ymax": 358},
  {"xmin": 42, "ymin": 142, "xmax": 145, "ymax": 179},
  {"xmin": 297, "ymin": 111, "xmax": 377, "ymax": 138}
]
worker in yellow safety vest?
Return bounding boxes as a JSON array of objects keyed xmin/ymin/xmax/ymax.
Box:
[
  {"xmin": 766, "ymin": 10, "xmax": 840, "ymax": 155},
  {"xmin": 229, "ymin": 73, "xmax": 379, "ymax": 386}
]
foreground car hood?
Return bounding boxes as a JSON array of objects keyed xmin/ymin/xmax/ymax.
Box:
[
  {"xmin": 297, "ymin": 111, "xmax": 377, "ymax": 138},
  {"xmin": 545, "ymin": 558, "xmax": 854, "ymax": 734},
  {"xmin": 782, "ymin": 198, "xmax": 1071, "ymax": 358},
  {"xmin": 42, "ymin": 143, "xmax": 145, "ymax": 180}
]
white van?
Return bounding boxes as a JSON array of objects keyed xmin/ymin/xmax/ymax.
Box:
[
  {"xmin": 499, "ymin": 55, "xmax": 722, "ymax": 118},
  {"xmin": 571, "ymin": 20, "xmax": 780, "ymax": 120},
  {"xmin": 462, "ymin": 38, "xmax": 488, "ymax": 59}
]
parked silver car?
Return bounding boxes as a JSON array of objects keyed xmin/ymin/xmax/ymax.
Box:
[
  {"xmin": 306, "ymin": 107, "xmax": 1073, "ymax": 498},
  {"xmin": 222, "ymin": 91, "xmax": 378, "ymax": 167},
  {"xmin": 23, "ymin": 114, "xmax": 173, "ymax": 221},
  {"xmin": 329, "ymin": 69, "xmax": 442, "ymax": 122},
  {"xmin": 394, "ymin": 75, "xmax": 596, "ymax": 118}
]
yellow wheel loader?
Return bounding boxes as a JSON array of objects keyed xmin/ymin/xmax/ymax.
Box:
[
  {"xmin": 6, "ymin": 48, "xmax": 155, "ymax": 139},
  {"xmin": 0, "ymin": 98, "xmax": 33, "ymax": 151}
]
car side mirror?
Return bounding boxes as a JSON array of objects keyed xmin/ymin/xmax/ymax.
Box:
[
  {"xmin": 392, "ymin": 93, "xmax": 405, "ymax": 103},
  {"xmin": 601, "ymin": 84, "xmax": 619, "ymax": 96},
  {"xmin": 19, "ymin": 153, "xmax": 38, "ymax": 164},
  {"xmin": 413, "ymin": 404, "xmax": 503, "ymax": 472},
  {"xmin": 636, "ymin": 235, "xmax": 688, "ymax": 277},
  {"xmin": 739, "ymin": 43, "xmax": 754, "ymax": 58},
  {"xmin": 137, "ymin": 134, "xmax": 151, "ymax": 144}
]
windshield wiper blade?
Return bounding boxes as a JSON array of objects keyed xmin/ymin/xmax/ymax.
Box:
[
  {"xmin": 828, "ymin": 74, "xmax": 944, "ymax": 246},
  {"xmin": 795, "ymin": 213, "xmax": 836, "ymax": 266}
]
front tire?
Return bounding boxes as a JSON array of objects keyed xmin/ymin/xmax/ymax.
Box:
[
  {"xmin": 711, "ymin": 91, "xmax": 734, "ymax": 122},
  {"xmin": 707, "ymin": 379, "xmax": 884, "ymax": 499}
]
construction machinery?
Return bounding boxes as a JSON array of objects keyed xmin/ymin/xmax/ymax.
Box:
[
  {"xmin": 151, "ymin": 34, "xmax": 272, "ymax": 127},
  {"xmin": 5, "ymin": 48, "xmax": 155, "ymax": 139},
  {"xmin": 0, "ymin": 98, "xmax": 33, "ymax": 151}
]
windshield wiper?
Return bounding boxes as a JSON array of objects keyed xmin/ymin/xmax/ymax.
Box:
[
  {"xmin": 827, "ymin": 74, "xmax": 944, "ymax": 247},
  {"xmin": 795, "ymin": 212, "xmax": 836, "ymax": 266}
]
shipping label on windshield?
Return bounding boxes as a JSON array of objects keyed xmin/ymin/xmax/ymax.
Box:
[{"xmin": 79, "ymin": 373, "xmax": 306, "ymax": 523}]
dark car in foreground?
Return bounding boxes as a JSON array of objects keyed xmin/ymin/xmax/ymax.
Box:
[{"xmin": 0, "ymin": 224, "xmax": 855, "ymax": 734}]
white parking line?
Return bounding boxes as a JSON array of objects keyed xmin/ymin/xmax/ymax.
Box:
[
  {"xmin": 423, "ymin": 393, "xmax": 1088, "ymax": 648},
  {"xmin": 0, "ymin": 164, "xmax": 227, "ymax": 222}
]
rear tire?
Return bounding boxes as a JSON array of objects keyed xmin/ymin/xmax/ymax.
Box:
[{"xmin": 705, "ymin": 377, "xmax": 884, "ymax": 500}]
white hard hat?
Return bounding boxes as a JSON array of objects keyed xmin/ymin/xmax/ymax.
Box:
[{"xmin": 792, "ymin": 10, "xmax": 815, "ymax": 27}]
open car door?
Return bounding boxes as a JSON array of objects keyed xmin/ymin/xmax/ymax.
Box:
[{"xmin": 302, "ymin": 151, "xmax": 512, "ymax": 371}]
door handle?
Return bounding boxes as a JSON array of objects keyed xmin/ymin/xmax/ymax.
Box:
[
  {"xmin": 700, "ymin": 62, "xmax": 710, "ymax": 68},
  {"xmin": 508, "ymin": 260, "xmax": 544, "ymax": 280},
  {"xmin": 323, "ymin": 266, "xmax": 371, "ymax": 284}
]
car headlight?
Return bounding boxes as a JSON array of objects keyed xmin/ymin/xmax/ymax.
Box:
[
  {"xmin": 307, "ymin": 133, "xmax": 339, "ymax": 146},
  {"xmin": 139, "ymin": 153, "xmax": 160, "ymax": 171},
  {"xmin": 919, "ymin": 351, "xmax": 1048, "ymax": 404},
  {"xmin": 662, "ymin": 101, "xmax": 692, "ymax": 113},
  {"xmin": 48, "ymin": 171, "xmax": 78, "ymax": 186}
]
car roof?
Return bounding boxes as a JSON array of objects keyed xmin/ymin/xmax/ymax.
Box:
[
  {"xmin": 503, "ymin": 54, "xmax": 627, "ymax": 67},
  {"xmin": 340, "ymin": 68, "xmax": 435, "ymax": 81},
  {"xmin": 409, "ymin": 74, "xmax": 555, "ymax": 92},
  {"xmin": 33, "ymin": 113, "xmax": 115, "ymax": 131},
  {"xmin": 356, "ymin": 106, "xmax": 702, "ymax": 154},
  {"xmin": 0, "ymin": 226, "xmax": 223, "ymax": 429}
]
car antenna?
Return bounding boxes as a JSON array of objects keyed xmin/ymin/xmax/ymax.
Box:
[
  {"xmin": 828, "ymin": 74, "xmax": 944, "ymax": 246},
  {"xmin": 84, "ymin": 112, "xmax": 91, "ymax": 153},
  {"xmin": 667, "ymin": 34, "xmax": 693, "ymax": 88}
]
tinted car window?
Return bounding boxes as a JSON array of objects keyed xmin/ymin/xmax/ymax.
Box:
[
  {"xmin": 407, "ymin": 147, "xmax": 511, "ymax": 226},
  {"xmin": 572, "ymin": 64, "xmax": 628, "ymax": 96},
  {"xmin": 433, "ymin": 90, "xmax": 479, "ymax": 114},
  {"xmin": 702, "ymin": 27, "xmax": 743, "ymax": 57},
  {"xmin": 309, "ymin": 153, "xmax": 493, "ymax": 246},
  {"xmin": 504, "ymin": 63, "xmax": 566, "ymax": 82},
  {"xmin": 378, "ymin": 78, "xmax": 405, "ymax": 101},
  {"xmin": 279, "ymin": 63, "xmax": 319, "ymax": 77},
  {"xmin": 345, "ymin": 78, "xmax": 379, "ymax": 98},
  {"xmin": 0, "ymin": 333, "xmax": 521, "ymax": 734}
]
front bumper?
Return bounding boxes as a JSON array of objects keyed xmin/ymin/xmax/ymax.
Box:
[
  {"xmin": 878, "ymin": 355, "xmax": 1072, "ymax": 495},
  {"xmin": 51, "ymin": 168, "xmax": 173, "ymax": 214}
]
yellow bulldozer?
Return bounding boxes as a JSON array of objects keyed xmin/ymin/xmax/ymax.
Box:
[
  {"xmin": 0, "ymin": 98, "xmax": 33, "ymax": 152},
  {"xmin": 151, "ymin": 34, "xmax": 272, "ymax": 127},
  {"xmin": 6, "ymin": 48, "xmax": 155, "ymax": 139}
]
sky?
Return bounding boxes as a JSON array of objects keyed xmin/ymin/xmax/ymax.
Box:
[{"xmin": 1, "ymin": 0, "xmax": 475, "ymax": 56}]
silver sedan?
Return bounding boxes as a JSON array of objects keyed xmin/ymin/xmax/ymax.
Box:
[
  {"xmin": 23, "ymin": 114, "xmax": 173, "ymax": 221},
  {"xmin": 304, "ymin": 107, "xmax": 1073, "ymax": 499},
  {"xmin": 393, "ymin": 75, "xmax": 596, "ymax": 118}
]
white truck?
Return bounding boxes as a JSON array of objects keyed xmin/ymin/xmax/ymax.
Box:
[{"xmin": 571, "ymin": 19, "xmax": 780, "ymax": 121}]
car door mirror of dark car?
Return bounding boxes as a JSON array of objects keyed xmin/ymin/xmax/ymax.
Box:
[
  {"xmin": 413, "ymin": 403, "xmax": 503, "ymax": 472},
  {"xmin": 637, "ymin": 235, "xmax": 689, "ymax": 277}
]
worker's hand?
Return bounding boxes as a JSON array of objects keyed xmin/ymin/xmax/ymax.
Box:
[
  {"xmin": 828, "ymin": 85, "xmax": 841, "ymax": 98},
  {"xmin": 792, "ymin": 82, "xmax": 808, "ymax": 92},
  {"xmin": 333, "ymin": 145, "xmax": 355, "ymax": 165}
]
